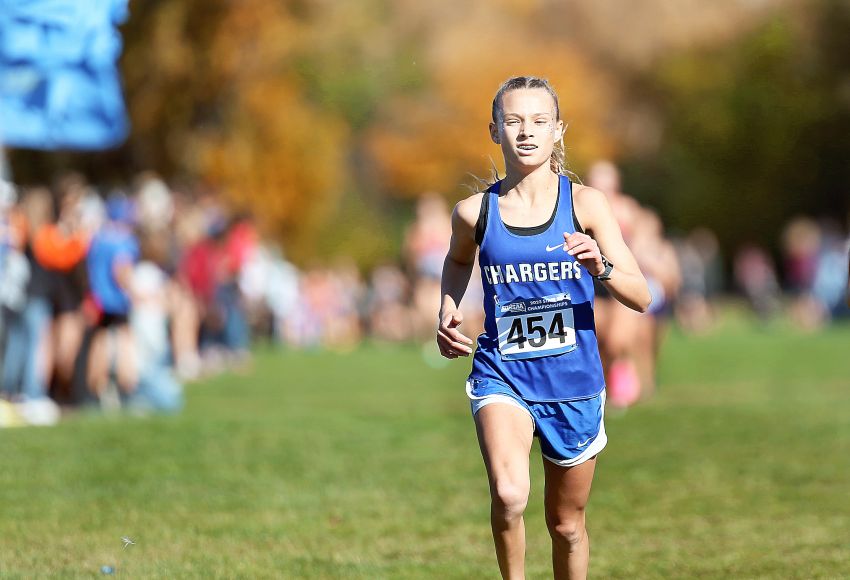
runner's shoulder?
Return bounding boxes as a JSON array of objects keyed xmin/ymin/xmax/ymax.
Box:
[
  {"xmin": 453, "ymin": 191, "xmax": 486, "ymax": 232},
  {"xmin": 571, "ymin": 184, "xmax": 612, "ymax": 227},
  {"xmin": 571, "ymin": 184, "xmax": 608, "ymax": 209}
]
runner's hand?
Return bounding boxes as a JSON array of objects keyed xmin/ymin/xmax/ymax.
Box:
[
  {"xmin": 564, "ymin": 232, "xmax": 604, "ymax": 277},
  {"xmin": 437, "ymin": 310, "xmax": 474, "ymax": 359}
]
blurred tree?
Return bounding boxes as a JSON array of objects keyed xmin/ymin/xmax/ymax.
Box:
[
  {"xmin": 364, "ymin": 2, "xmax": 616, "ymax": 199},
  {"xmin": 118, "ymin": 0, "xmax": 618, "ymax": 261},
  {"xmin": 622, "ymin": 0, "xmax": 850, "ymax": 259},
  {"xmin": 120, "ymin": 0, "xmax": 349, "ymax": 262}
]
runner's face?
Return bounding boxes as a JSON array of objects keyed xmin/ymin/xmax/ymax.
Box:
[{"xmin": 491, "ymin": 88, "xmax": 563, "ymax": 172}]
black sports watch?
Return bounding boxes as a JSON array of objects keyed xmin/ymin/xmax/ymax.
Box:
[{"xmin": 593, "ymin": 255, "xmax": 614, "ymax": 281}]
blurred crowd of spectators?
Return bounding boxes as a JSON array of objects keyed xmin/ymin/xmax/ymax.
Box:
[
  {"xmin": 734, "ymin": 216, "xmax": 850, "ymax": 329},
  {"xmin": 0, "ymin": 173, "xmax": 273, "ymax": 426},
  {"xmin": 1, "ymin": 163, "xmax": 847, "ymax": 424}
]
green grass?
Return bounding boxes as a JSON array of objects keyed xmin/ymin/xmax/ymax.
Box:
[{"xmin": 1, "ymin": 315, "xmax": 849, "ymax": 578}]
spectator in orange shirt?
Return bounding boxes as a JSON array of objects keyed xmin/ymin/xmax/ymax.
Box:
[{"xmin": 34, "ymin": 174, "xmax": 94, "ymax": 396}]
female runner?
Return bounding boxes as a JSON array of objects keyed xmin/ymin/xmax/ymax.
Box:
[{"xmin": 437, "ymin": 76, "xmax": 651, "ymax": 579}]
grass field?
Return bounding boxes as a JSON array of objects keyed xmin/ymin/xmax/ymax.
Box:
[{"xmin": 1, "ymin": 314, "xmax": 849, "ymax": 578}]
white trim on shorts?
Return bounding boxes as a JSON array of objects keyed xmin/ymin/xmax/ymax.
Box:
[
  {"xmin": 466, "ymin": 380, "xmax": 535, "ymax": 428},
  {"xmin": 466, "ymin": 380, "xmax": 608, "ymax": 468},
  {"xmin": 542, "ymin": 390, "xmax": 607, "ymax": 468}
]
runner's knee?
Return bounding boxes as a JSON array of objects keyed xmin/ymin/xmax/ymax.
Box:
[
  {"xmin": 545, "ymin": 506, "xmax": 586, "ymax": 547},
  {"xmin": 491, "ymin": 478, "xmax": 529, "ymax": 520}
]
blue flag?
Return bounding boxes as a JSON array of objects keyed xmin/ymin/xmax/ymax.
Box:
[{"xmin": 0, "ymin": 0, "xmax": 130, "ymax": 150}]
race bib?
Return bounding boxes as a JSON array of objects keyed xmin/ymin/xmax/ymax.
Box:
[{"xmin": 495, "ymin": 293, "xmax": 577, "ymax": 360}]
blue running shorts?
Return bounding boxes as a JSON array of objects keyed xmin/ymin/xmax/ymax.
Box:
[{"xmin": 466, "ymin": 378, "xmax": 607, "ymax": 467}]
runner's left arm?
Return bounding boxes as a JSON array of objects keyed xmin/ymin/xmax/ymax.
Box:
[{"xmin": 568, "ymin": 186, "xmax": 651, "ymax": 313}]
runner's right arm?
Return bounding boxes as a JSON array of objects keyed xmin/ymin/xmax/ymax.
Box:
[{"xmin": 437, "ymin": 193, "xmax": 482, "ymax": 359}]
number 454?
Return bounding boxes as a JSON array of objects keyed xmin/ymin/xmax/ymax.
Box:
[{"xmin": 506, "ymin": 313, "xmax": 568, "ymax": 349}]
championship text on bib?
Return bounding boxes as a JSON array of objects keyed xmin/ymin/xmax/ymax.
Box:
[{"xmin": 494, "ymin": 292, "xmax": 576, "ymax": 361}]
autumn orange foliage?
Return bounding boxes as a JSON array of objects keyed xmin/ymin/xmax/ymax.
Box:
[
  {"xmin": 116, "ymin": 0, "xmax": 793, "ymax": 261},
  {"xmin": 366, "ymin": 37, "xmax": 616, "ymax": 198}
]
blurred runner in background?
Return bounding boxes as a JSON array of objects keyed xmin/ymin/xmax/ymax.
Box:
[
  {"xmin": 586, "ymin": 161, "xmax": 642, "ymax": 407},
  {"xmin": 628, "ymin": 206, "xmax": 680, "ymax": 399},
  {"xmin": 405, "ymin": 194, "xmax": 452, "ymax": 341},
  {"xmin": 674, "ymin": 228, "xmax": 722, "ymax": 334},
  {"xmin": 86, "ymin": 194, "xmax": 139, "ymax": 404}
]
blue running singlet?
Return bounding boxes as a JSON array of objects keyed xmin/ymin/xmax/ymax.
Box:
[{"xmin": 469, "ymin": 175, "xmax": 605, "ymax": 402}]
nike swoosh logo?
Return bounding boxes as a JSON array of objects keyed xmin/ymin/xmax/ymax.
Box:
[
  {"xmin": 576, "ymin": 438, "xmax": 592, "ymax": 448},
  {"xmin": 546, "ymin": 243, "xmax": 566, "ymax": 252}
]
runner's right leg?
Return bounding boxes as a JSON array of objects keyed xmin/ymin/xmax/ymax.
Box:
[{"xmin": 475, "ymin": 402, "xmax": 535, "ymax": 579}]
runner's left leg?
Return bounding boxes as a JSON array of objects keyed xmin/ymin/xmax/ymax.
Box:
[{"xmin": 543, "ymin": 456, "xmax": 597, "ymax": 580}]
